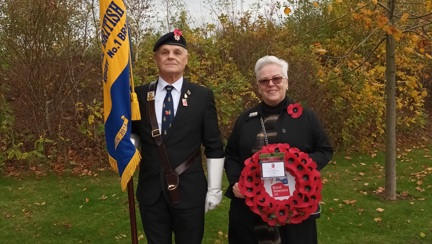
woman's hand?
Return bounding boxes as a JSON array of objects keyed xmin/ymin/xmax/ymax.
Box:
[{"xmin": 233, "ymin": 182, "xmax": 245, "ymax": 199}]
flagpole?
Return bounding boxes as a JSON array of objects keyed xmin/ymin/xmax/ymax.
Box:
[{"xmin": 127, "ymin": 177, "xmax": 138, "ymax": 244}]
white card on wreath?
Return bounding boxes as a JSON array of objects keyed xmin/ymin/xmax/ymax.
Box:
[{"xmin": 261, "ymin": 161, "xmax": 285, "ymax": 178}]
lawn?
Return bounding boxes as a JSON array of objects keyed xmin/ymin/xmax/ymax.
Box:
[{"xmin": 1, "ymin": 144, "xmax": 431, "ymax": 243}]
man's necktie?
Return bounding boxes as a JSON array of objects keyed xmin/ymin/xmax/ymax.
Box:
[{"xmin": 162, "ymin": 85, "xmax": 174, "ymax": 137}]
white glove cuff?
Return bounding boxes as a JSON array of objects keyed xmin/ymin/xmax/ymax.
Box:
[{"xmin": 206, "ymin": 158, "xmax": 224, "ymax": 189}]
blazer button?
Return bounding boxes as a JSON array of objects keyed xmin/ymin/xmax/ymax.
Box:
[{"xmin": 282, "ymin": 129, "xmax": 287, "ymax": 133}]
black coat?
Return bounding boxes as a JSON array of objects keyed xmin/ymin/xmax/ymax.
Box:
[
  {"xmin": 224, "ymin": 98, "xmax": 333, "ymax": 199},
  {"xmin": 132, "ymin": 79, "xmax": 224, "ymax": 209}
]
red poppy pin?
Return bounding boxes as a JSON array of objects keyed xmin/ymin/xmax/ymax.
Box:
[
  {"xmin": 173, "ymin": 28, "xmax": 182, "ymax": 41},
  {"xmin": 287, "ymin": 103, "xmax": 303, "ymax": 118}
]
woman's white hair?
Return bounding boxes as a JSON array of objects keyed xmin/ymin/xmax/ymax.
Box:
[{"xmin": 254, "ymin": 55, "xmax": 289, "ymax": 81}]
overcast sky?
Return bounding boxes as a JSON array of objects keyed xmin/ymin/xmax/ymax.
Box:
[{"xmin": 183, "ymin": 0, "xmax": 259, "ymax": 26}]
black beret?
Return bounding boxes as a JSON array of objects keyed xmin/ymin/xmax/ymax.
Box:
[{"xmin": 153, "ymin": 29, "xmax": 187, "ymax": 52}]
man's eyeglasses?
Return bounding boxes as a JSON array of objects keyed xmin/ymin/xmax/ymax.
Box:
[{"xmin": 258, "ymin": 76, "xmax": 285, "ymax": 86}]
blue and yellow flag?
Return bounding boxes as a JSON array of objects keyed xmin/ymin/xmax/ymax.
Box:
[{"xmin": 99, "ymin": 0, "xmax": 141, "ymax": 191}]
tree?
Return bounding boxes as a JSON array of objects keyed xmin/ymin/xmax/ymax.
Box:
[
  {"xmin": 302, "ymin": 0, "xmax": 431, "ymax": 200},
  {"xmin": 0, "ymin": 0, "xmax": 103, "ymax": 166}
]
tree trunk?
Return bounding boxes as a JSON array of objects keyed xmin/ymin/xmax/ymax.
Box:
[{"xmin": 384, "ymin": 0, "xmax": 397, "ymax": 200}]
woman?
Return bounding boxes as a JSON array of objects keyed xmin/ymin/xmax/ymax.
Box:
[{"xmin": 224, "ymin": 55, "xmax": 333, "ymax": 244}]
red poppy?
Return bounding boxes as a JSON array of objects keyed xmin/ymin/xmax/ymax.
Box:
[
  {"xmin": 173, "ymin": 28, "xmax": 182, "ymax": 36},
  {"xmin": 287, "ymin": 103, "xmax": 303, "ymax": 118},
  {"xmin": 275, "ymin": 204, "xmax": 289, "ymax": 224},
  {"xmin": 267, "ymin": 215, "xmax": 278, "ymax": 226}
]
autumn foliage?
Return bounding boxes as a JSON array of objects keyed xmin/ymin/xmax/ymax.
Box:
[{"xmin": 0, "ymin": 0, "xmax": 431, "ymax": 171}]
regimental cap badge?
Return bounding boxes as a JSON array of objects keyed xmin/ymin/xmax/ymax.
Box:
[{"xmin": 174, "ymin": 28, "xmax": 182, "ymax": 41}]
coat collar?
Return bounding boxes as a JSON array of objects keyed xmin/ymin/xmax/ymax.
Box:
[{"xmin": 246, "ymin": 97, "xmax": 293, "ymax": 120}]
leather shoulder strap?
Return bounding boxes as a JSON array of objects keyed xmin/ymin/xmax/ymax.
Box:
[
  {"xmin": 147, "ymin": 81, "xmax": 180, "ymax": 203},
  {"xmin": 147, "ymin": 81, "xmax": 162, "ymax": 145}
]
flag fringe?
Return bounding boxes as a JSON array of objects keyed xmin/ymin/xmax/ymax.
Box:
[
  {"xmin": 120, "ymin": 149, "xmax": 141, "ymax": 191},
  {"xmin": 109, "ymin": 155, "xmax": 119, "ymax": 172}
]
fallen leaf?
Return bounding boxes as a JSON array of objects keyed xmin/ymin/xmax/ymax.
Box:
[
  {"xmin": 343, "ymin": 199, "xmax": 357, "ymax": 205},
  {"xmin": 376, "ymin": 208, "xmax": 385, "ymax": 213}
]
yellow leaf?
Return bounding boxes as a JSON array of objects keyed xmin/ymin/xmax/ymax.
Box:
[
  {"xmin": 426, "ymin": 54, "xmax": 432, "ymax": 59},
  {"xmin": 411, "ymin": 35, "xmax": 419, "ymax": 42},
  {"xmin": 343, "ymin": 199, "xmax": 357, "ymax": 205},
  {"xmin": 392, "ymin": 27, "xmax": 403, "ymax": 41},
  {"xmin": 316, "ymin": 48, "xmax": 327, "ymax": 55},
  {"xmin": 371, "ymin": 0, "xmax": 378, "ymax": 5},
  {"xmin": 317, "ymin": 69, "xmax": 325, "ymax": 78},
  {"xmin": 374, "ymin": 217, "xmax": 382, "ymax": 223},
  {"xmin": 419, "ymin": 232, "xmax": 426, "ymax": 238},
  {"xmin": 312, "ymin": 2, "xmax": 319, "ymax": 7},
  {"xmin": 376, "ymin": 208, "xmax": 385, "ymax": 212},
  {"xmin": 427, "ymin": 0, "xmax": 432, "ymax": 11},
  {"xmin": 284, "ymin": 7, "xmax": 291, "ymax": 15},
  {"xmin": 404, "ymin": 47, "xmax": 413, "ymax": 53},
  {"xmin": 328, "ymin": 4, "xmax": 333, "ymax": 13},
  {"xmin": 376, "ymin": 66, "xmax": 386, "ymax": 73},
  {"xmin": 336, "ymin": 0, "xmax": 343, "ymax": 3},
  {"xmin": 400, "ymin": 13, "xmax": 409, "ymax": 23}
]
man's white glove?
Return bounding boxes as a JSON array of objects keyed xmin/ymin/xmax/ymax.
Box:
[
  {"xmin": 205, "ymin": 158, "xmax": 225, "ymax": 213},
  {"xmin": 130, "ymin": 133, "xmax": 141, "ymax": 150}
]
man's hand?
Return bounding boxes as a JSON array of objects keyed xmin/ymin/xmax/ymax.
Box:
[{"xmin": 205, "ymin": 188, "xmax": 222, "ymax": 213}]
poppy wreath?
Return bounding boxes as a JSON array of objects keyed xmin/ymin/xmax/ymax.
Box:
[{"xmin": 238, "ymin": 143, "xmax": 322, "ymax": 226}]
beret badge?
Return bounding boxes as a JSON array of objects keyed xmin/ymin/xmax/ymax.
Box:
[{"xmin": 173, "ymin": 28, "xmax": 182, "ymax": 41}]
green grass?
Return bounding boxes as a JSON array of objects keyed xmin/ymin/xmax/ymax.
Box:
[{"xmin": 1, "ymin": 145, "xmax": 431, "ymax": 243}]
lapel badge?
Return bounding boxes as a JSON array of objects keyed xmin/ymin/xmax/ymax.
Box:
[
  {"xmin": 147, "ymin": 91, "xmax": 155, "ymax": 101},
  {"xmin": 182, "ymin": 98, "xmax": 188, "ymax": 106},
  {"xmin": 249, "ymin": 112, "xmax": 258, "ymax": 117}
]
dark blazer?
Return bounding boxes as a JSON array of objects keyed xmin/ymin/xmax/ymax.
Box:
[
  {"xmin": 224, "ymin": 98, "xmax": 333, "ymax": 199},
  {"xmin": 132, "ymin": 79, "xmax": 224, "ymax": 209}
]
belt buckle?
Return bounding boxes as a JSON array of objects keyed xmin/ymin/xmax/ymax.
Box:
[
  {"xmin": 167, "ymin": 184, "xmax": 177, "ymax": 190},
  {"xmin": 151, "ymin": 129, "xmax": 160, "ymax": 137}
]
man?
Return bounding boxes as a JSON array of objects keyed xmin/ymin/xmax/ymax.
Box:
[{"xmin": 131, "ymin": 29, "xmax": 225, "ymax": 244}]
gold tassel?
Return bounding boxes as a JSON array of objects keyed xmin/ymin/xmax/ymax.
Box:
[
  {"xmin": 130, "ymin": 92, "xmax": 141, "ymax": 121},
  {"xmin": 129, "ymin": 48, "xmax": 141, "ymax": 121}
]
